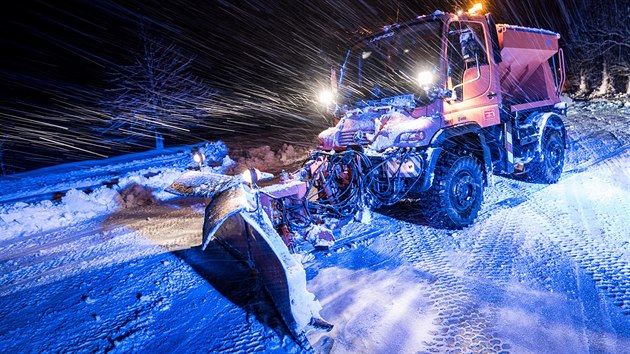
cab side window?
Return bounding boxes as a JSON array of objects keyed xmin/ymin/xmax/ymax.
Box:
[{"xmin": 446, "ymin": 21, "xmax": 489, "ymax": 101}]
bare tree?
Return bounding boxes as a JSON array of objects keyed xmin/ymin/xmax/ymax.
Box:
[
  {"xmin": 100, "ymin": 32, "xmax": 217, "ymax": 148},
  {"xmin": 568, "ymin": 0, "xmax": 629, "ymax": 97}
]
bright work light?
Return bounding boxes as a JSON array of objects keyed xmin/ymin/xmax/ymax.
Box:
[
  {"xmin": 318, "ymin": 89, "xmax": 335, "ymax": 106},
  {"xmin": 468, "ymin": 3, "xmax": 483, "ymax": 15},
  {"xmin": 417, "ymin": 71, "xmax": 434, "ymax": 89}
]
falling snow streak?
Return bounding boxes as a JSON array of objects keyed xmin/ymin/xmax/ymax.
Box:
[{"xmin": 0, "ymin": 0, "xmax": 625, "ymax": 173}]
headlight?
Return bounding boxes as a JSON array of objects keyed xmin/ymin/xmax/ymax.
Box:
[
  {"xmin": 417, "ymin": 71, "xmax": 433, "ymax": 89},
  {"xmin": 399, "ymin": 131, "xmax": 426, "ymax": 142},
  {"xmin": 193, "ymin": 152, "xmax": 205, "ymax": 163},
  {"xmin": 242, "ymin": 168, "xmax": 259, "ymax": 185},
  {"xmin": 318, "ymin": 89, "xmax": 335, "ymax": 106}
]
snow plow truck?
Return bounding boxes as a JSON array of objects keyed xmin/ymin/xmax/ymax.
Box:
[{"xmin": 168, "ymin": 5, "xmax": 567, "ymax": 342}]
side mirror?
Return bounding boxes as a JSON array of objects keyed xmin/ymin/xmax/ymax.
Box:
[
  {"xmin": 415, "ymin": 93, "xmax": 431, "ymax": 106},
  {"xmin": 438, "ymin": 89, "xmax": 453, "ymax": 99},
  {"xmin": 416, "ymin": 87, "xmax": 451, "ymax": 106},
  {"xmin": 429, "ymin": 87, "xmax": 453, "ymax": 100}
]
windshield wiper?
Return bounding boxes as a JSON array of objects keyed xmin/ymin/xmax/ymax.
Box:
[{"xmin": 337, "ymin": 49, "xmax": 351, "ymax": 96}]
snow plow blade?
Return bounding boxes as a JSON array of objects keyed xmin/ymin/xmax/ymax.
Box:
[{"xmin": 167, "ymin": 171, "xmax": 328, "ymax": 338}]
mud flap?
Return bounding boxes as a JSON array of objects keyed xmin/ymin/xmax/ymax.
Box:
[{"xmin": 167, "ymin": 172, "xmax": 329, "ymax": 337}]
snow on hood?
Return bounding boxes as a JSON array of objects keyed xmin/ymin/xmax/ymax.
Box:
[
  {"xmin": 318, "ymin": 127, "xmax": 336, "ymax": 150},
  {"xmin": 365, "ymin": 110, "xmax": 434, "ymax": 151}
]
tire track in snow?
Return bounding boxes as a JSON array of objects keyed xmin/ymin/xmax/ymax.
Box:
[
  {"xmin": 0, "ymin": 216, "xmax": 115, "ymax": 262},
  {"xmin": 0, "ymin": 201, "xmax": 297, "ymax": 353},
  {"xmin": 374, "ymin": 143, "xmax": 630, "ymax": 353},
  {"xmin": 379, "ymin": 210, "xmax": 511, "ymax": 354},
  {"xmin": 465, "ymin": 207, "xmax": 519, "ymax": 283},
  {"xmin": 518, "ymin": 152, "xmax": 630, "ymax": 315},
  {"xmin": 0, "ymin": 222, "xmax": 184, "ymax": 352},
  {"xmin": 461, "ymin": 149, "xmax": 630, "ymax": 353},
  {"xmin": 0, "ymin": 202, "xmax": 206, "ymax": 292},
  {"xmin": 468, "ymin": 149, "xmax": 630, "ymax": 352}
]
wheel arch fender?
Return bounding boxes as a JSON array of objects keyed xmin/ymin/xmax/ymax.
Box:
[
  {"xmin": 429, "ymin": 123, "xmax": 493, "ymax": 187},
  {"xmin": 524, "ymin": 112, "xmax": 567, "ymax": 158}
]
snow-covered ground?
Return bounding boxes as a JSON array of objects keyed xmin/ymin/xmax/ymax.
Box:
[{"xmin": 0, "ymin": 100, "xmax": 629, "ymax": 353}]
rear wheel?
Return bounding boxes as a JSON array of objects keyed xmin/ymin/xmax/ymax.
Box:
[
  {"xmin": 527, "ymin": 129, "xmax": 564, "ymax": 183},
  {"xmin": 423, "ymin": 151, "xmax": 484, "ymax": 229}
]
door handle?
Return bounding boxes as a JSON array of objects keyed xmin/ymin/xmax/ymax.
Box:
[{"xmin": 487, "ymin": 92, "xmax": 497, "ymax": 99}]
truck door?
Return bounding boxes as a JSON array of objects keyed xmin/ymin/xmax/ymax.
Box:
[{"xmin": 443, "ymin": 20, "xmax": 500, "ymax": 128}]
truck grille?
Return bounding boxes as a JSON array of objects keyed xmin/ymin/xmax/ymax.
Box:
[{"xmin": 338, "ymin": 130, "xmax": 373, "ymax": 146}]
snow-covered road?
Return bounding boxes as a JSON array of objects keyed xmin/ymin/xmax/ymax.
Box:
[
  {"xmin": 0, "ymin": 199, "xmax": 298, "ymax": 352},
  {"xmin": 1, "ymin": 101, "xmax": 629, "ymax": 353},
  {"xmin": 306, "ymin": 147, "xmax": 630, "ymax": 353}
]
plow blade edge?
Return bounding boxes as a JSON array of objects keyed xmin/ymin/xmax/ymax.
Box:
[{"xmin": 201, "ymin": 184, "xmax": 325, "ymax": 337}]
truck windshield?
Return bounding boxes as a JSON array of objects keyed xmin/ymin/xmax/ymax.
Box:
[{"xmin": 341, "ymin": 20, "xmax": 443, "ymax": 107}]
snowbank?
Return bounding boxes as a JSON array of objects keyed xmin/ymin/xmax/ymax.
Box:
[
  {"xmin": 226, "ymin": 143, "xmax": 309, "ymax": 175},
  {"xmin": 0, "ymin": 167, "xmax": 183, "ymax": 239},
  {"xmin": 0, "ymin": 140, "xmax": 308, "ymax": 241},
  {"xmin": 0, "ymin": 143, "xmax": 233, "ymax": 240}
]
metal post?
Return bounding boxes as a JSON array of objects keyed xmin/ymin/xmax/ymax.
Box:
[{"xmin": 503, "ymin": 122, "xmax": 514, "ymax": 173}]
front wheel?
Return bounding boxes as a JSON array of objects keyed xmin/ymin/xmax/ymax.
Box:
[{"xmin": 423, "ymin": 152, "xmax": 484, "ymax": 229}]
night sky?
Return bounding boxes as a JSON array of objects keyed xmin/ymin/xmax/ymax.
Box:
[{"xmin": 1, "ymin": 0, "xmax": 576, "ymax": 172}]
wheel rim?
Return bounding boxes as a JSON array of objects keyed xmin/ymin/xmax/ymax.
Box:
[
  {"xmin": 450, "ymin": 171, "xmax": 478, "ymax": 212},
  {"xmin": 546, "ymin": 136, "xmax": 564, "ymax": 171}
]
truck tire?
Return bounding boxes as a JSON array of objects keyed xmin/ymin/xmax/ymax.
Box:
[
  {"xmin": 423, "ymin": 151, "xmax": 484, "ymax": 229},
  {"xmin": 527, "ymin": 129, "xmax": 564, "ymax": 184}
]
